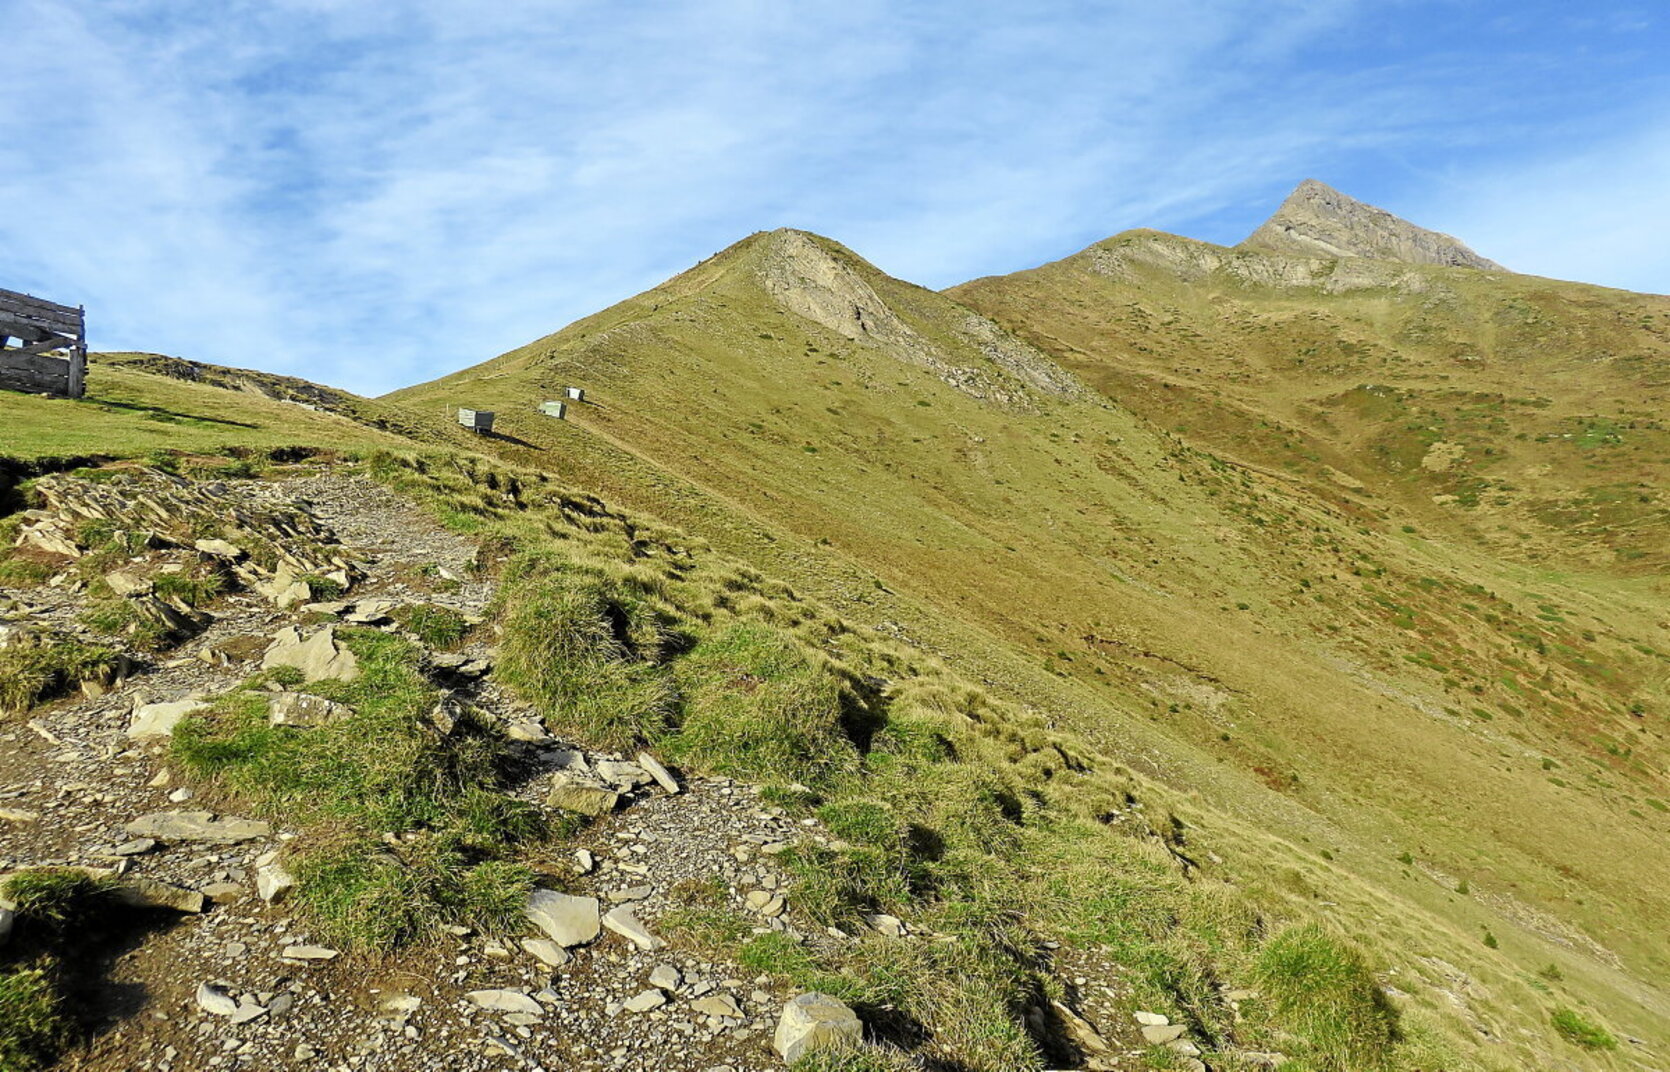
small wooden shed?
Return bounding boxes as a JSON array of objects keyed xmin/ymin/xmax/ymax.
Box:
[
  {"xmin": 566, "ymin": 386, "xmax": 585, "ymax": 402},
  {"xmin": 457, "ymin": 408, "xmax": 495, "ymax": 434},
  {"xmin": 541, "ymin": 401, "xmax": 567, "ymax": 419},
  {"xmin": 0, "ymin": 287, "xmax": 86, "ymax": 398}
]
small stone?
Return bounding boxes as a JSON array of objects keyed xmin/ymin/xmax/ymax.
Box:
[
  {"xmin": 168, "ymin": 787, "xmax": 194, "ymax": 803},
  {"xmin": 128, "ymin": 699, "xmax": 204, "ymax": 739},
  {"xmin": 1133, "ymin": 1011, "xmax": 1169, "ymax": 1026},
  {"xmin": 623, "ymin": 989, "xmax": 667, "ymax": 1013},
  {"xmin": 200, "ymin": 882, "xmax": 245, "ymax": 903},
  {"xmin": 607, "ymin": 884, "xmax": 653, "ymax": 904},
  {"xmin": 229, "ymin": 1001, "xmax": 269, "ymax": 1024},
  {"xmin": 505, "ymin": 722, "xmax": 553, "ymax": 744},
  {"xmin": 602, "ymin": 905, "xmax": 663, "ymax": 950},
  {"xmin": 124, "ymin": 811, "xmax": 271, "ymax": 844},
  {"xmin": 267, "ymin": 692, "xmax": 354, "ymax": 727},
  {"xmin": 692, "ymin": 993, "xmax": 742, "ymax": 1018},
  {"xmin": 261, "ymin": 625, "xmax": 360, "ymax": 683},
  {"xmin": 466, "ymin": 989, "xmax": 543, "ymax": 1016},
  {"xmin": 866, "ymin": 913, "xmax": 905, "ymax": 937},
  {"xmin": 745, "ymin": 890, "xmax": 785, "ymax": 918},
  {"xmin": 195, "ymin": 981, "xmax": 240, "ymax": 1017},
  {"xmin": 1141, "ymin": 1024, "xmax": 1187, "ymax": 1044},
  {"xmin": 282, "ymin": 945, "xmax": 340, "ymax": 961},
  {"xmin": 519, "ymin": 938, "xmax": 571, "ymax": 968},
  {"xmin": 111, "ymin": 838, "xmax": 156, "ymax": 857},
  {"xmin": 773, "ymin": 992, "xmax": 862, "ymax": 1064},
  {"xmin": 574, "ymin": 849, "xmax": 594, "ymax": 874},
  {"xmin": 546, "ymin": 774, "xmax": 619, "ymax": 816},
  {"xmin": 636, "ymin": 752, "xmax": 680, "ymax": 794},
  {"xmin": 595, "ymin": 760, "xmax": 652, "ymax": 789},
  {"xmin": 255, "ymin": 856, "xmax": 296, "ymax": 902}
]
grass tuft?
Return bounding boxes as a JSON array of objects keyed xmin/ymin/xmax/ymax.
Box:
[
  {"xmin": 1550, "ymin": 1007, "xmax": 1616, "ymax": 1050},
  {"xmin": 1252, "ymin": 924, "xmax": 1399, "ymax": 1070}
]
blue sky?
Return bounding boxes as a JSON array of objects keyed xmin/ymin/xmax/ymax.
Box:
[{"xmin": 1, "ymin": 1, "xmax": 1666, "ymax": 394}]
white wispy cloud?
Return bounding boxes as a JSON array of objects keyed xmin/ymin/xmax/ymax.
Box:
[{"xmin": 0, "ymin": 0, "xmax": 1664, "ymax": 395}]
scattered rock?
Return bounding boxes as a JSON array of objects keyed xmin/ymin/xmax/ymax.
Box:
[
  {"xmin": 124, "ymin": 811, "xmax": 272, "ymax": 844},
  {"xmin": 746, "ymin": 890, "xmax": 785, "ymax": 917},
  {"xmin": 282, "ymin": 945, "xmax": 340, "ymax": 961},
  {"xmin": 519, "ymin": 938, "xmax": 572, "ymax": 968},
  {"xmin": 526, "ymin": 889, "xmax": 600, "ymax": 948},
  {"xmin": 0, "ymin": 808, "xmax": 41, "ymax": 824},
  {"xmin": 255, "ymin": 853, "xmax": 297, "ymax": 902},
  {"xmin": 637, "ymin": 752, "xmax": 680, "ymax": 794},
  {"xmin": 602, "ymin": 905, "xmax": 664, "ymax": 951},
  {"xmin": 773, "ymin": 992, "xmax": 863, "ymax": 1064},
  {"xmin": 505, "ymin": 721, "xmax": 553, "ymax": 744},
  {"xmin": 623, "ymin": 989, "xmax": 667, "ymax": 1013},
  {"xmin": 467, "ymin": 989, "xmax": 543, "ymax": 1017},
  {"xmin": 126, "ymin": 698, "xmax": 205, "ymax": 739},
  {"xmin": 195, "ymin": 981, "xmax": 241, "ymax": 1017},
  {"xmin": 692, "ymin": 993, "xmax": 743, "ymax": 1019},
  {"xmin": 650, "ymin": 964, "xmax": 682, "ymax": 991},
  {"xmin": 1141, "ymin": 1023, "xmax": 1187, "ymax": 1045},
  {"xmin": 546, "ymin": 772, "xmax": 620, "ymax": 817},
  {"xmin": 267, "ymin": 691, "xmax": 354, "ymax": 727},
  {"xmin": 110, "ymin": 838, "xmax": 156, "ymax": 857},
  {"xmin": 1050, "ymin": 1000, "xmax": 1110, "ymax": 1054},
  {"xmin": 261, "ymin": 625, "xmax": 360, "ymax": 683},
  {"xmin": 596, "ymin": 760, "xmax": 652, "ymax": 789},
  {"xmin": 1133, "ymin": 1010, "xmax": 1169, "ymax": 1026}
]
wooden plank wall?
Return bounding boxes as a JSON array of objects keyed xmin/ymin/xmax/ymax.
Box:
[{"xmin": 0, "ymin": 287, "xmax": 86, "ymax": 398}]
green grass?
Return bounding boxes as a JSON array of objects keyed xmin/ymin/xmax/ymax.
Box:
[
  {"xmin": 0, "ymin": 636, "xmax": 121, "ymax": 715},
  {"xmin": 494, "ymin": 556, "xmax": 680, "ymax": 751},
  {"xmin": 170, "ymin": 629, "xmax": 543, "ymax": 949},
  {"xmin": 0, "ymin": 966, "xmax": 64, "ymax": 1072},
  {"xmin": 669, "ymin": 623, "xmax": 859, "ymax": 785},
  {"xmin": 1550, "ymin": 1007, "xmax": 1617, "ymax": 1051},
  {"xmin": 390, "ymin": 602, "xmax": 472, "ymax": 649},
  {"xmin": 1251, "ymin": 924, "xmax": 1400, "ymax": 1070}
]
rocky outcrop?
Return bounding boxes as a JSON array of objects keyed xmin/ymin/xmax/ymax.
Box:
[
  {"xmin": 1241, "ymin": 179, "xmax": 1504, "ymax": 270},
  {"xmin": 773, "ymin": 992, "xmax": 863, "ymax": 1063}
]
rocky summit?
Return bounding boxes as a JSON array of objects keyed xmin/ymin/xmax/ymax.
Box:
[
  {"xmin": 1240, "ymin": 177, "xmax": 1506, "ymax": 269},
  {"xmin": 1, "ymin": 181, "xmax": 1666, "ymax": 1072}
]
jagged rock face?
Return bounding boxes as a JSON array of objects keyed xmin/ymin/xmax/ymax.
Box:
[
  {"xmin": 1241, "ymin": 179, "xmax": 1504, "ymax": 270},
  {"xmin": 752, "ymin": 228, "xmax": 1086, "ymax": 404}
]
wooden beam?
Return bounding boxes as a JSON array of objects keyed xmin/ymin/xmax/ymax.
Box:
[
  {"xmin": 0, "ymin": 350, "xmax": 72, "ymax": 394},
  {"xmin": 0, "ymin": 295, "xmax": 81, "ymax": 336},
  {"xmin": 0, "ymin": 288, "xmax": 80, "ymax": 318}
]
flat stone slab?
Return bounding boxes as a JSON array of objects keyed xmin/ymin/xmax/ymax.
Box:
[
  {"xmin": 526, "ymin": 889, "xmax": 600, "ymax": 948},
  {"xmin": 125, "ymin": 811, "xmax": 271, "ymax": 844},
  {"xmin": 467, "ymin": 989, "xmax": 543, "ymax": 1016},
  {"xmin": 128, "ymin": 699, "xmax": 205, "ymax": 738},
  {"xmin": 602, "ymin": 905, "xmax": 663, "ymax": 951}
]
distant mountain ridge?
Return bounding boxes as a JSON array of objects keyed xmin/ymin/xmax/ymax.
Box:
[{"xmin": 1240, "ymin": 178, "xmax": 1505, "ymax": 270}]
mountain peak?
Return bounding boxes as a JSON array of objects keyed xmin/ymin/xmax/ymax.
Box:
[{"xmin": 1240, "ymin": 179, "xmax": 1504, "ymax": 270}]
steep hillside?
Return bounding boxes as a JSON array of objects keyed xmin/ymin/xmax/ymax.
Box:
[
  {"xmin": 389, "ymin": 226, "xmax": 1670, "ymax": 1067},
  {"xmin": 1241, "ymin": 179, "xmax": 1505, "ymax": 269}
]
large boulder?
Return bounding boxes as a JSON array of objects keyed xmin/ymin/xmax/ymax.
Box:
[{"xmin": 773, "ymin": 992, "xmax": 863, "ymax": 1063}]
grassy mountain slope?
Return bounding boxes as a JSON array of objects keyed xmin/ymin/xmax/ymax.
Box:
[
  {"xmin": 387, "ymin": 229, "xmax": 1670, "ymax": 1066},
  {"xmin": 949, "ymin": 230, "xmax": 1669, "ymax": 574}
]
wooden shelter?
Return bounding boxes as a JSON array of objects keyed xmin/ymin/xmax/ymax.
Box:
[{"xmin": 0, "ymin": 287, "xmax": 86, "ymax": 398}]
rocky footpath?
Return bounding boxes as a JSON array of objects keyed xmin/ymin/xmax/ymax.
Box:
[
  {"xmin": 0, "ymin": 463, "xmax": 1252, "ymax": 1072},
  {"xmin": 0, "ymin": 466, "xmax": 889, "ymax": 1072}
]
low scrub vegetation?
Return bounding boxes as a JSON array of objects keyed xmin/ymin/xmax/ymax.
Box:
[{"xmin": 0, "ymin": 634, "xmax": 120, "ymax": 716}]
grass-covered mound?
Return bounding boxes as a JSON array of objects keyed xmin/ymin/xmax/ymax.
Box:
[
  {"xmin": 0, "ymin": 869, "xmax": 121, "ymax": 1072},
  {"xmin": 172, "ymin": 629, "xmax": 543, "ymax": 950}
]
